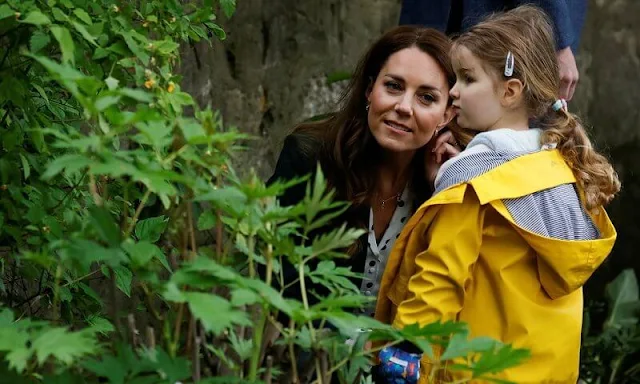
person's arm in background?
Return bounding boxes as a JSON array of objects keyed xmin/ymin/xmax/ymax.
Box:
[{"xmin": 518, "ymin": 0, "xmax": 587, "ymax": 100}]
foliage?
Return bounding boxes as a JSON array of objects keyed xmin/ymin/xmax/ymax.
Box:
[
  {"xmin": 581, "ymin": 269, "xmax": 640, "ymax": 384},
  {"xmin": 0, "ymin": 0, "xmax": 528, "ymax": 382}
]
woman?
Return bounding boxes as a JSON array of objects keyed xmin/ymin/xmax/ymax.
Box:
[{"xmin": 268, "ymin": 26, "xmax": 463, "ymax": 316}]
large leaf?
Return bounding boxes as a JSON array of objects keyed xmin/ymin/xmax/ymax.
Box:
[
  {"xmin": 605, "ymin": 269, "xmax": 640, "ymax": 330},
  {"xmin": 184, "ymin": 292, "xmax": 251, "ymax": 335},
  {"xmin": 20, "ymin": 11, "xmax": 51, "ymax": 25},
  {"xmin": 122, "ymin": 240, "xmax": 165, "ymax": 269},
  {"xmin": 218, "ymin": 0, "xmax": 236, "ymax": 18},
  {"xmin": 32, "ymin": 328, "xmax": 97, "ymax": 365},
  {"xmin": 135, "ymin": 216, "xmax": 168, "ymax": 243},
  {"xmin": 89, "ymin": 205, "xmax": 121, "ymax": 246},
  {"xmin": 50, "ymin": 26, "xmax": 76, "ymax": 65}
]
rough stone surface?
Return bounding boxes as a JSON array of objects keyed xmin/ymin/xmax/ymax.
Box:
[{"xmin": 179, "ymin": 0, "xmax": 640, "ymax": 287}]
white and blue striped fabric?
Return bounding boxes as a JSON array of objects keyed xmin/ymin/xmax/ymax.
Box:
[{"xmin": 434, "ymin": 150, "xmax": 599, "ymax": 241}]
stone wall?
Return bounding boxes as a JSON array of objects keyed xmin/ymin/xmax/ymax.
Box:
[{"xmin": 180, "ymin": 0, "xmax": 640, "ymax": 289}]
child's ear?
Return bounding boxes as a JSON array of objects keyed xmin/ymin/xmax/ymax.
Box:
[{"xmin": 501, "ymin": 78, "xmax": 525, "ymax": 108}]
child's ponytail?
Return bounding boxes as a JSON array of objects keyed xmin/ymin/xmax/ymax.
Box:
[{"xmin": 541, "ymin": 105, "xmax": 620, "ymax": 209}]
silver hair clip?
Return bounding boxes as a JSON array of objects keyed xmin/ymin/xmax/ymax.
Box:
[{"xmin": 504, "ymin": 51, "xmax": 515, "ymax": 77}]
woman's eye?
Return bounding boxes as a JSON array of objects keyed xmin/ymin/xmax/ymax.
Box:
[
  {"xmin": 384, "ymin": 81, "xmax": 402, "ymax": 91},
  {"xmin": 420, "ymin": 94, "xmax": 436, "ymax": 103}
]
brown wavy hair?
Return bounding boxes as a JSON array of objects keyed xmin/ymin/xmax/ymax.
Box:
[
  {"xmin": 293, "ymin": 26, "xmax": 457, "ymax": 214},
  {"xmin": 453, "ymin": 5, "xmax": 620, "ymax": 208}
]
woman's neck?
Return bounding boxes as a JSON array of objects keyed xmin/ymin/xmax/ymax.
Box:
[{"xmin": 377, "ymin": 150, "xmax": 414, "ymax": 197}]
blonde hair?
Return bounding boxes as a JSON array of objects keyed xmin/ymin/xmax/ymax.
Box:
[{"xmin": 453, "ymin": 5, "xmax": 620, "ymax": 209}]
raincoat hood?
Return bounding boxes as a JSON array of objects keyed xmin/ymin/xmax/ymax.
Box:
[{"xmin": 434, "ymin": 128, "xmax": 616, "ymax": 298}]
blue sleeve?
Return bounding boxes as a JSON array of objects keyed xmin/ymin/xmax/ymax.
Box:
[{"xmin": 517, "ymin": 0, "xmax": 587, "ymax": 51}]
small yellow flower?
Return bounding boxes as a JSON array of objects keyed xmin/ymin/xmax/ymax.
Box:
[
  {"xmin": 144, "ymin": 79, "xmax": 155, "ymax": 89},
  {"xmin": 144, "ymin": 69, "xmax": 153, "ymax": 78},
  {"xmin": 167, "ymin": 81, "xmax": 175, "ymax": 93},
  {"xmin": 112, "ymin": 5, "xmax": 120, "ymax": 12},
  {"xmin": 170, "ymin": 17, "xmax": 176, "ymax": 23},
  {"xmin": 142, "ymin": 22, "xmax": 149, "ymax": 28},
  {"xmin": 15, "ymin": 12, "xmax": 21, "ymax": 20}
]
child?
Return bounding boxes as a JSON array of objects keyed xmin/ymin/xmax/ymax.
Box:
[{"xmin": 374, "ymin": 5, "xmax": 620, "ymax": 383}]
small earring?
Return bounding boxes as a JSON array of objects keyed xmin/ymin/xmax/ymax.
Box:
[{"xmin": 365, "ymin": 104, "xmax": 370, "ymax": 111}]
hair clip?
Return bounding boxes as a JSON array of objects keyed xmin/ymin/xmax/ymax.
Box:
[
  {"xmin": 551, "ymin": 99, "xmax": 568, "ymax": 112},
  {"xmin": 504, "ymin": 51, "xmax": 515, "ymax": 77}
]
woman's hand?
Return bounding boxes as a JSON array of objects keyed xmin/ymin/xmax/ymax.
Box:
[{"xmin": 426, "ymin": 131, "xmax": 461, "ymax": 186}]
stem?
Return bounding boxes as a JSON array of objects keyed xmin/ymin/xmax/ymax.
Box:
[
  {"xmin": 187, "ymin": 202, "xmax": 197, "ymax": 259},
  {"xmin": 298, "ymin": 262, "xmax": 324, "ymax": 383},
  {"xmin": 89, "ymin": 173, "xmax": 103, "ymax": 206},
  {"xmin": 609, "ymin": 355, "xmax": 623, "ymax": 384},
  {"xmin": 108, "ymin": 266, "xmax": 123, "ymax": 340},
  {"xmin": 248, "ymin": 305, "xmax": 267, "ymax": 381},
  {"xmin": 247, "ymin": 235, "xmax": 255, "ymax": 278},
  {"xmin": 61, "ymin": 269, "xmax": 100, "ymax": 287},
  {"xmin": 124, "ymin": 189, "xmax": 151, "ymax": 237},
  {"xmin": 288, "ymin": 324, "xmax": 300, "ymax": 383},
  {"xmin": 51, "ymin": 265, "xmax": 63, "ymax": 323},
  {"xmin": 172, "ymin": 303, "xmax": 185, "ymax": 357},
  {"xmin": 191, "ymin": 316, "xmax": 201, "ymax": 382}
]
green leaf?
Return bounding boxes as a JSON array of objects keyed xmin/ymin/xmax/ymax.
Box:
[
  {"xmin": 441, "ymin": 333, "xmax": 497, "ymax": 360},
  {"xmin": 89, "ymin": 205, "xmax": 121, "ymax": 246},
  {"xmin": 121, "ymin": 32, "xmax": 149, "ymax": 65},
  {"xmin": 185, "ymin": 292, "xmax": 251, "ymax": 335},
  {"xmin": 119, "ymin": 88, "xmax": 153, "ymax": 102},
  {"xmin": 50, "ymin": 25, "xmax": 76, "ymax": 65},
  {"xmin": 0, "ymin": 327, "xmax": 29, "ymax": 352},
  {"xmin": 72, "ymin": 21, "xmax": 98, "ymax": 46},
  {"xmin": 122, "ymin": 240, "xmax": 164, "ymax": 268},
  {"xmin": 105, "ymin": 76, "xmax": 119, "ymax": 90},
  {"xmin": 205, "ymin": 22, "xmax": 226, "ymax": 40},
  {"xmin": 41, "ymin": 154, "xmax": 89, "ymax": 180},
  {"xmin": 178, "ymin": 120, "xmax": 206, "ymax": 144},
  {"xmin": 86, "ymin": 316, "xmax": 115, "ymax": 335},
  {"xmin": 135, "ymin": 216, "xmax": 168, "ymax": 243},
  {"xmin": 154, "ymin": 39, "xmax": 180, "ymax": 55},
  {"xmin": 153, "ymin": 348, "xmax": 191, "ymax": 383},
  {"xmin": 32, "ymin": 328, "xmax": 97, "ymax": 366},
  {"xmin": 605, "ymin": 269, "xmax": 640, "ymax": 329},
  {"xmin": 197, "ymin": 210, "xmax": 217, "ymax": 231},
  {"xmin": 0, "ymin": 5, "xmax": 14, "ymax": 20},
  {"xmin": 30, "ymin": 30, "xmax": 51, "ymax": 53},
  {"xmin": 19, "ymin": 154, "xmax": 30, "ymax": 180},
  {"xmin": 230, "ymin": 288, "xmax": 259, "ymax": 307},
  {"xmin": 468, "ymin": 344, "xmax": 530, "ymax": 379},
  {"xmin": 219, "ymin": 0, "xmax": 236, "ymax": 18},
  {"xmin": 73, "ymin": 8, "xmax": 92, "ymax": 24},
  {"xmin": 51, "ymin": 7, "xmax": 68, "ymax": 22},
  {"xmin": 111, "ymin": 266, "xmax": 133, "ymax": 297},
  {"xmin": 20, "ymin": 11, "xmax": 51, "ymax": 25},
  {"xmin": 93, "ymin": 47, "xmax": 110, "ymax": 60},
  {"xmin": 95, "ymin": 94, "xmax": 121, "ymax": 111}
]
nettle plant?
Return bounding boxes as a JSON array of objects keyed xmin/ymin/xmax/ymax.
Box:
[{"xmin": 0, "ymin": 0, "xmax": 528, "ymax": 382}]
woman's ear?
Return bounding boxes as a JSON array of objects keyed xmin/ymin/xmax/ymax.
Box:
[
  {"xmin": 501, "ymin": 78, "xmax": 524, "ymax": 108},
  {"xmin": 437, "ymin": 105, "xmax": 456, "ymax": 129}
]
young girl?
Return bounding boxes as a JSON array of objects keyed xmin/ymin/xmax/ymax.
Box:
[{"xmin": 374, "ymin": 6, "xmax": 620, "ymax": 383}]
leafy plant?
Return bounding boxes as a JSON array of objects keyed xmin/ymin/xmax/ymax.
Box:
[
  {"xmin": 581, "ymin": 269, "xmax": 640, "ymax": 384},
  {"xmin": 0, "ymin": 0, "xmax": 528, "ymax": 383}
]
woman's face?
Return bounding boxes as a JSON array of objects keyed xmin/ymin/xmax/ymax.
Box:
[{"xmin": 367, "ymin": 47, "xmax": 453, "ymax": 156}]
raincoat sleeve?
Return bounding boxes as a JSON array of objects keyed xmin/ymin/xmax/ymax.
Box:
[{"xmin": 393, "ymin": 188, "xmax": 485, "ymax": 329}]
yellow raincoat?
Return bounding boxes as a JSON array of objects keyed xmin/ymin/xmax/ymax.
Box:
[{"xmin": 374, "ymin": 149, "xmax": 616, "ymax": 383}]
